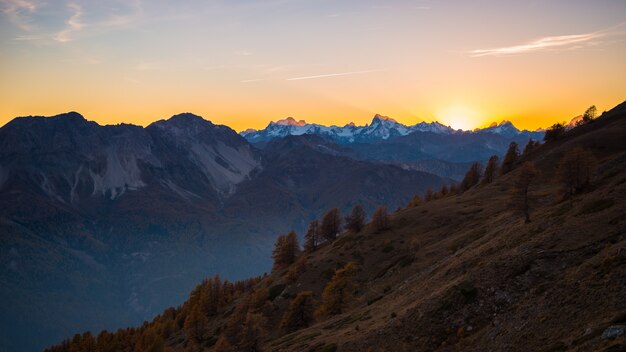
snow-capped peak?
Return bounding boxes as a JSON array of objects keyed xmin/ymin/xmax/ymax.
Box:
[
  {"xmin": 271, "ymin": 117, "xmax": 307, "ymax": 127},
  {"xmin": 480, "ymin": 120, "xmax": 520, "ymax": 136},
  {"xmin": 241, "ymin": 128, "xmax": 257, "ymax": 135},
  {"xmin": 372, "ymin": 114, "xmax": 399, "ymax": 124}
]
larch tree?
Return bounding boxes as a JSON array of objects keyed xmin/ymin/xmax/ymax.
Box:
[
  {"xmin": 509, "ymin": 161, "xmax": 540, "ymax": 223},
  {"xmin": 345, "ymin": 204, "xmax": 366, "ymax": 233},
  {"xmin": 316, "ymin": 262, "xmax": 358, "ymax": 317},
  {"xmin": 407, "ymin": 195, "xmax": 421, "ymax": 208},
  {"xmin": 303, "ymin": 220, "xmax": 319, "ymax": 252},
  {"xmin": 439, "ymin": 185, "xmax": 449, "ymax": 197},
  {"xmin": 184, "ymin": 305, "xmax": 209, "ymax": 343},
  {"xmin": 280, "ymin": 291, "xmax": 315, "ymax": 333},
  {"xmin": 461, "ymin": 162, "xmax": 482, "ymax": 191},
  {"xmin": 500, "ymin": 142, "xmax": 519, "ymax": 175},
  {"xmin": 582, "ymin": 105, "xmax": 597, "ymax": 123},
  {"xmin": 238, "ymin": 313, "xmax": 263, "ymax": 352},
  {"xmin": 481, "ymin": 155, "xmax": 499, "ymax": 185},
  {"xmin": 556, "ymin": 147, "xmax": 597, "ymax": 197},
  {"xmin": 424, "ymin": 188, "xmax": 434, "ymax": 202},
  {"xmin": 371, "ymin": 206, "xmax": 390, "ymax": 232},
  {"xmin": 320, "ymin": 208, "xmax": 342, "ymax": 242},
  {"xmin": 543, "ymin": 123, "xmax": 565, "ymax": 142},
  {"xmin": 522, "ymin": 140, "xmax": 539, "ymax": 158},
  {"xmin": 271, "ymin": 231, "xmax": 300, "ymax": 271}
]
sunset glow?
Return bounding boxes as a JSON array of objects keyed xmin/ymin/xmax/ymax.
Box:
[{"xmin": 0, "ymin": 0, "xmax": 625, "ymax": 131}]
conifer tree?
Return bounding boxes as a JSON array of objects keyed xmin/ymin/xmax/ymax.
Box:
[
  {"xmin": 522, "ymin": 140, "xmax": 539, "ymax": 157},
  {"xmin": 280, "ymin": 291, "xmax": 315, "ymax": 333},
  {"xmin": 582, "ymin": 105, "xmax": 597, "ymax": 123},
  {"xmin": 303, "ymin": 220, "xmax": 319, "ymax": 252},
  {"xmin": 371, "ymin": 206, "xmax": 390, "ymax": 232},
  {"xmin": 407, "ymin": 195, "xmax": 421, "ymax": 207},
  {"xmin": 510, "ymin": 162, "xmax": 540, "ymax": 223},
  {"xmin": 345, "ymin": 205, "xmax": 366, "ymax": 233},
  {"xmin": 271, "ymin": 235, "xmax": 288, "ymax": 271},
  {"xmin": 481, "ymin": 155, "xmax": 499, "ymax": 185},
  {"xmin": 439, "ymin": 185, "xmax": 449, "ymax": 197},
  {"xmin": 271, "ymin": 232, "xmax": 300, "ymax": 270},
  {"xmin": 315, "ymin": 262, "xmax": 358, "ymax": 317},
  {"xmin": 286, "ymin": 256, "xmax": 307, "ymax": 283},
  {"xmin": 238, "ymin": 313, "xmax": 263, "ymax": 352},
  {"xmin": 184, "ymin": 305, "xmax": 209, "ymax": 342},
  {"xmin": 556, "ymin": 147, "xmax": 597, "ymax": 197},
  {"xmin": 461, "ymin": 162, "xmax": 482, "ymax": 191},
  {"xmin": 543, "ymin": 123, "xmax": 565, "ymax": 142},
  {"xmin": 500, "ymin": 142, "xmax": 519, "ymax": 174},
  {"xmin": 320, "ymin": 208, "xmax": 342, "ymax": 242},
  {"xmin": 424, "ymin": 188, "xmax": 434, "ymax": 202}
]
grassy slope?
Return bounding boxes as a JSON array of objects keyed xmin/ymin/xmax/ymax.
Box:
[{"xmin": 261, "ymin": 104, "xmax": 626, "ymax": 351}]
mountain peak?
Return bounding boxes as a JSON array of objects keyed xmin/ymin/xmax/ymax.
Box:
[
  {"xmin": 241, "ymin": 128, "xmax": 257, "ymax": 134},
  {"xmin": 53, "ymin": 111, "xmax": 85, "ymax": 120},
  {"xmin": 168, "ymin": 112, "xmax": 206, "ymax": 122},
  {"xmin": 272, "ymin": 117, "xmax": 307, "ymax": 127},
  {"xmin": 372, "ymin": 114, "xmax": 398, "ymax": 124}
]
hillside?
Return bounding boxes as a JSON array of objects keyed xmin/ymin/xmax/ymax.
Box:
[
  {"xmin": 46, "ymin": 101, "xmax": 626, "ymax": 351},
  {"xmin": 0, "ymin": 113, "xmax": 449, "ymax": 351}
]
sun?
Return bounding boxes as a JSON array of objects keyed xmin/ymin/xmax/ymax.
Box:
[{"xmin": 438, "ymin": 106, "xmax": 481, "ymax": 131}]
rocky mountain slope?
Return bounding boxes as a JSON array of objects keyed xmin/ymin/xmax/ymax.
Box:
[
  {"xmin": 0, "ymin": 112, "xmax": 449, "ymax": 351},
  {"xmin": 46, "ymin": 101, "xmax": 626, "ymax": 351}
]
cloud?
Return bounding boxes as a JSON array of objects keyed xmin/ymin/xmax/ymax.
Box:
[
  {"xmin": 286, "ymin": 69, "xmax": 386, "ymax": 81},
  {"xmin": 240, "ymin": 79, "xmax": 266, "ymax": 83},
  {"xmin": 54, "ymin": 2, "xmax": 83, "ymax": 43},
  {"xmin": 469, "ymin": 24, "xmax": 625, "ymax": 57},
  {"xmin": 1, "ymin": 0, "xmax": 37, "ymax": 31}
]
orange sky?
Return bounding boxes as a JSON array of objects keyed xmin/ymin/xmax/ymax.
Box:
[{"xmin": 1, "ymin": 0, "xmax": 625, "ymax": 131}]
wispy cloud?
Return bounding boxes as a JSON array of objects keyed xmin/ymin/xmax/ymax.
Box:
[
  {"xmin": 469, "ymin": 24, "xmax": 625, "ymax": 57},
  {"xmin": 1, "ymin": 0, "xmax": 37, "ymax": 31},
  {"xmin": 240, "ymin": 78, "xmax": 267, "ymax": 83},
  {"xmin": 54, "ymin": 2, "xmax": 83, "ymax": 43},
  {"xmin": 286, "ymin": 69, "xmax": 386, "ymax": 81}
]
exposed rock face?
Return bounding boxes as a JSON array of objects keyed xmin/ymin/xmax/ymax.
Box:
[{"xmin": 0, "ymin": 112, "xmax": 449, "ymax": 351}]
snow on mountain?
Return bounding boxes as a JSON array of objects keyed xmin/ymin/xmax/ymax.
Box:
[
  {"xmin": 241, "ymin": 114, "xmax": 456, "ymax": 144},
  {"xmin": 479, "ymin": 120, "xmax": 520, "ymax": 137},
  {"xmin": 478, "ymin": 120, "xmax": 545, "ymax": 141}
]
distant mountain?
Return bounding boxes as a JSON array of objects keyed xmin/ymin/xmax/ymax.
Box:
[
  {"xmin": 242, "ymin": 116, "xmax": 544, "ymax": 179},
  {"xmin": 242, "ymin": 115, "xmax": 543, "ymax": 145},
  {"xmin": 0, "ymin": 112, "xmax": 449, "ymax": 351},
  {"xmin": 478, "ymin": 120, "xmax": 545, "ymax": 140},
  {"xmin": 241, "ymin": 114, "xmax": 457, "ymax": 144}
]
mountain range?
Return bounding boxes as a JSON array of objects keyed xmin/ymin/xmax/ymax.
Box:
[
  {"xmin": 243, "ymin": 115, "xmax": 544, "ymax": 180},
  {"xmin": 241, "ymin": 114, "xmax": 544, "ymax": 144},
  {"xmin": 44, "ymin": 100, "xmax": 626, "ymax": 352},
  {"xmin": 0, "ymin": 110, "xmax": 551, "ymax": 350},
  {"xmin": 0, "ymin": 111, "xmax": 450, "ymax": 351}
]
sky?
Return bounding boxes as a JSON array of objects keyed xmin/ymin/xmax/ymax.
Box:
[{"xmin": 0, "ymin": 0, "xmax": 625, "ymax": 131}]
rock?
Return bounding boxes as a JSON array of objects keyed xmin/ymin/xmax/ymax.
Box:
[{"xmin": 601, "ymin": 325, "xmax": 625, "ymax": 340}]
